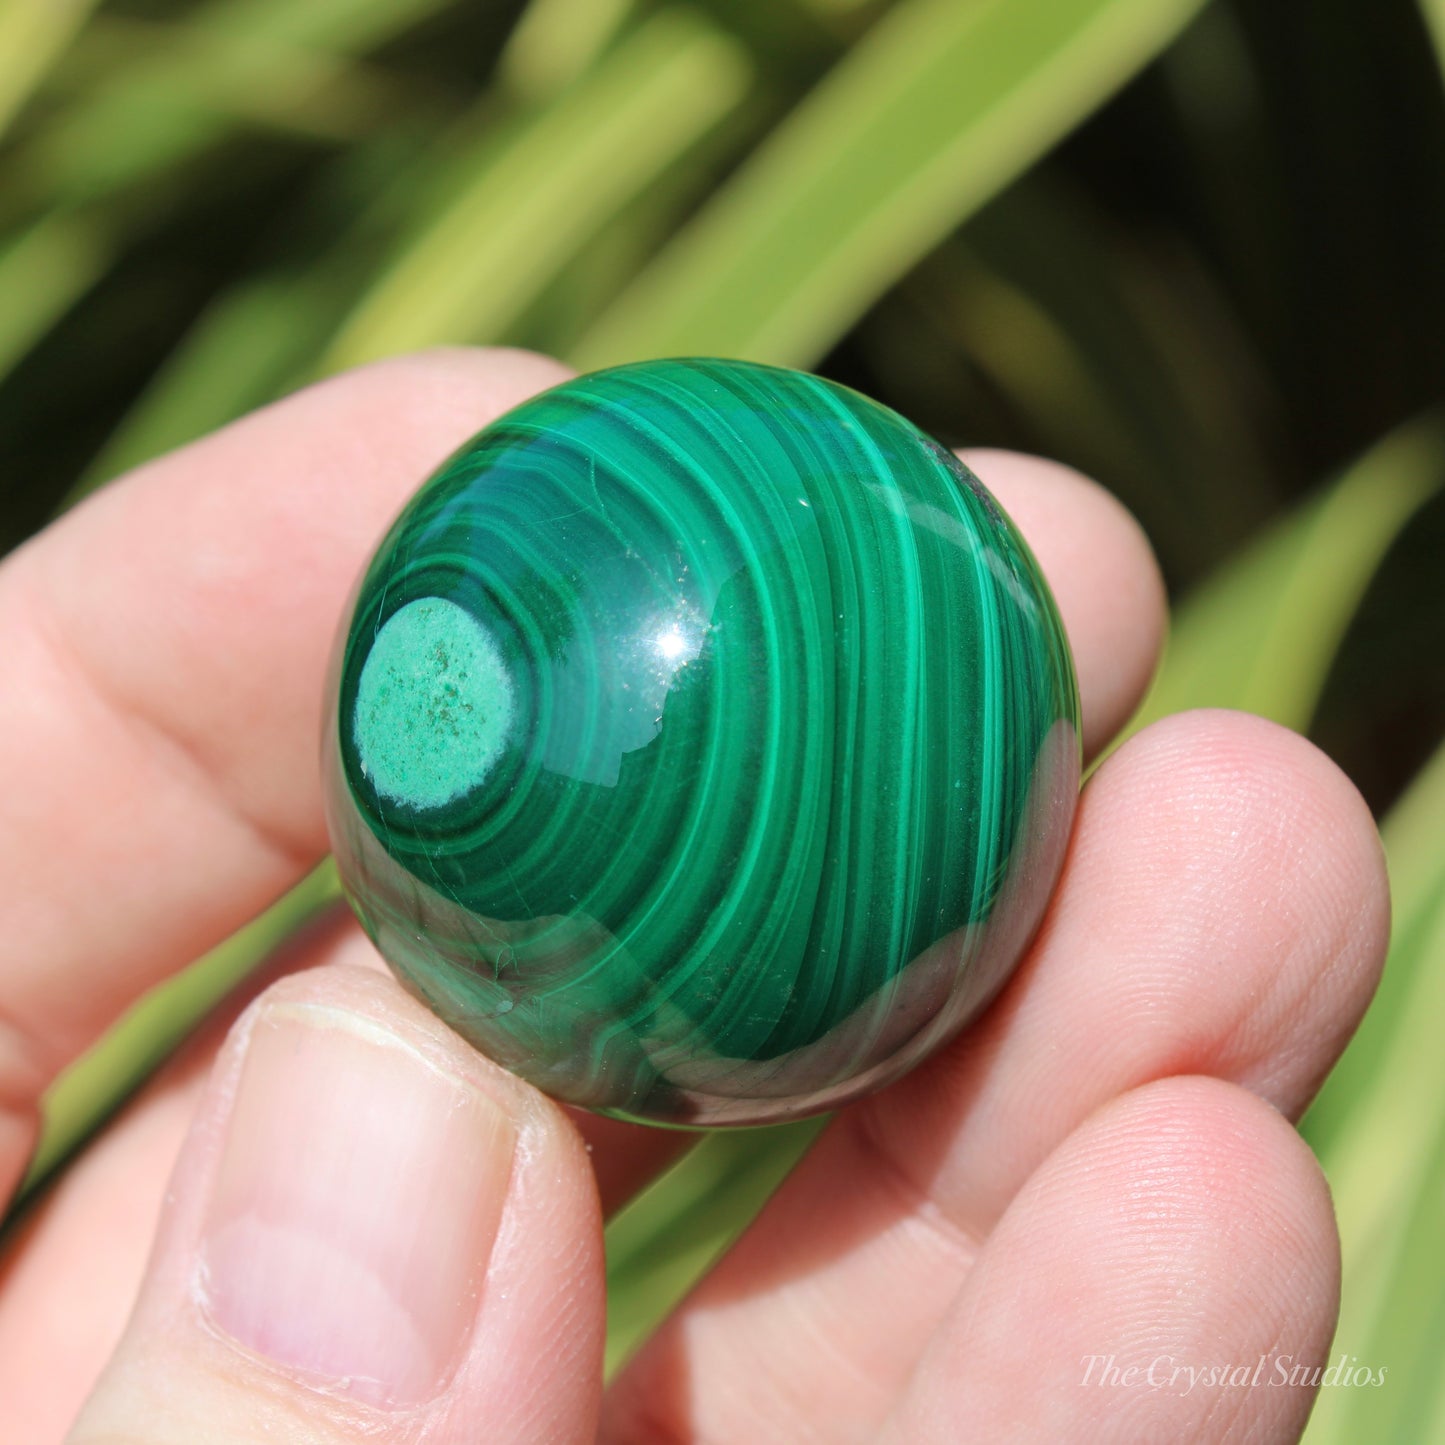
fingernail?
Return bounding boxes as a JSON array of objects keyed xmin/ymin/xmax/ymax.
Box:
[{"xmin": 199, "ymin": 1002, "xmax": 515, "ymax": 1407}]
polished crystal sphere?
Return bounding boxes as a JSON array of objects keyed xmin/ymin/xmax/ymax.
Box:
[{"xmin": 323, "ymin": 358, "xmax": 1080, "ymax": 1126}]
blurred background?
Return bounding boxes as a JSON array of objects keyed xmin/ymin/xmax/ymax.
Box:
[{"xmin": 1, "ymin": 0, "xmax": 1443, "ymax": 1439}]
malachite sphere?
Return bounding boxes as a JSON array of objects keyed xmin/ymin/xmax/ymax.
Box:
[{"xmin": 323, "ymin": 358, "xmax": 1080, "ymax": 1127}]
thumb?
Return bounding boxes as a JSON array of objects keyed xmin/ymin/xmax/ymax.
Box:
[{"xmin": 70, "ymin": 965, "xmax": 604, "ymax": 1444}]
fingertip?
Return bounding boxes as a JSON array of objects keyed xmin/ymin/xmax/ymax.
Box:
[
  {"xmin": 238, "ymin": 346, "xmax": 575, "ymax": 516},
  {"xmin": 961, "ymin": 449, "xmax": 1168, "ymax": 759},
  {"xmin": 1094, "ymin": 708, "xmax": 1391, "ymax": 1103},
  {"xmin": 881, "ymin": 1074, "xmax": 1340, "ymax": 1445},
  {"xmin": 72, "ymin": 964, "xmax": 604, "ymax": 1445},
  {"xmin": 1077, "ymin": 1073, "xmax": 1340, "ymax": 1276},
  {"xmin": 339, "ymin": 345, "xmax": 576, "ymax": 423}
]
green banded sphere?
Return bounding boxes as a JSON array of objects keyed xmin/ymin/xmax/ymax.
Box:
[{"xmin": 324, "ymin": 358, "xmax": 1080, "ymax": 1126}]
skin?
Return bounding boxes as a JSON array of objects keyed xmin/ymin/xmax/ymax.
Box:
[{"xmin": 0, "ymin": 348, "xmax": 1389, "ymax": 1444}]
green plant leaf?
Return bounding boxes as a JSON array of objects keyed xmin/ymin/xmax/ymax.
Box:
[
  {"xmin": 60, "ymin": 272, "xmax": 343, "ymax": 505},
  {"xmin": 496, "ymin": 0, "xmax": 634, "ymax": 102},
  {"xmin": 14, "ymin": 862, "xmax": 342, "ymax": 1211},
  {"xmin": 604, "ymin": 1116, "xmax": 826, "ymax": 1375},
  {"xmin": 1301, "ymin": 739, "xmax": 1445, "ymax": 1444},
  {"xmin": 1421, "ymin": 0, "xmax": 1445, "ymax": 79},
  {"xmin": 0, "ymin": 0, "xmax": 100, "ymax": 139},
  {"xmin": 570, "ymin": 0, "xmax": 1210, "ymax": 369},
  {"xmin": 973, "ymin": 174, "xmax": 1282, "ymax": 553},
  {"xmin": 13, "ymin": 0, "xmax": 456, "ymax": 203},
  {"xmin": 0, "ymin": 212, "xmax": 107, "ymax": 389},
  {"xmin": 1303, "ymin": 742, "xmax": 1445, "ymax": 1167},
  {"xmin": 54, "ymin": 10, "xmax": 752, "ymax": 506},
  {"xmin": 894, "ymin": 205, "xmax": 1275, "ymax": 573},
  {"xmin": 1129, "ymin": 413, "xmax": 1445, "ymax": 735},
  {"xmin": 320, "ymin": 8, "xmax": 751, "ymax": 371},
  {"xmin": 51, "ymin": 9, "xmax": 751, "ymax": 504},
  {"xmin": 51, "ymin": 14, "xmax": 415, "ymax": 140}
]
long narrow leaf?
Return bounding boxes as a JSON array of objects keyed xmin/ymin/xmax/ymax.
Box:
[
  {"xmin": 1420, "ymin": 0, "xmax": 1445, "ymax": 79},
  {"xmin": 902, "ymin": 178, "xmax": 1278, "ymax": 573},
  {"xmin": 15, "ymin": 0, "xmax": 455, "ymax": 202},
  {"xmin": 1304, "ymin": 741, "xmax": 1445, "ymax": 1162},
  {"xmin": 322, "ymin": 9, "xmax": 751, "ymax": 370},
  {"xmin": 604, "ymin": 1117, "xmax": 826, "ymax": 1375},
  {"xmin": 62, "ymin": 273, "xmax": 344, "ymax": 504},
  {"xmin": 1130, "ymin": 414, "xmax": 1445, "ymax": 735},
  {"xmin": 1302, "ymin": 741, "xmax": 1445, "ymax": 1444},
  {"xmin": 0, "ymin": 212, "xmax": 106, "ymax": 389},
  {"xmin": 0, "ymin": 0, "xmax": 100, "ymax": 138},
  {"xmin": 53, "ymin": 16, "xmax": 414, "ymax": 139},
  {"xmin": 15, "ymin": 862, "xmax": 341, "ymax": 1208},
  {"xmin": 497, "ymin": 0, "xmax": 634, "ymax": 101},
  {"xmin": 571, "ymin": 0, "xmax": 1209, "ymax": 368},
  {"xmin": 56, "ymin": 11, "xmax": 751, "ymax": 503}
]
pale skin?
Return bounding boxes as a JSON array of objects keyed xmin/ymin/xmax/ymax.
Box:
[{"xmin": 0, "ymin": 348, "xmax": 1390, "ymax": 1443}]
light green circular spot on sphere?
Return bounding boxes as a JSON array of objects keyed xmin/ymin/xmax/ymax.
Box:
[{"xmin": 352, "ymin": 597, "xmax": 514, "ymax": 810}]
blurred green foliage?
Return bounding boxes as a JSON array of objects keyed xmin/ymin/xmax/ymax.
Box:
[{"xmin": 2, "ymin": 0, "xmax": 1444, "ymax": 1434}]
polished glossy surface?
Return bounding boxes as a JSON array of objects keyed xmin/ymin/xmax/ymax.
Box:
[{"xmin": 324, "ymin": 359, "xmax": 1080, "ymax": 1126}]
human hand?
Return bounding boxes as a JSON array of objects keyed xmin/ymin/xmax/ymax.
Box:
[{"xmin": 0, "ymin": 350, "xmax": 1388, "ymax": 1443}]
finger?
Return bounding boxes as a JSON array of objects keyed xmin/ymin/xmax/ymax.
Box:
[
  {"xmin": 0, "ymin": 909, "xmax": 349, "ymax": 1445},
  {"xmin": 2, "ymin": 1058, "xmax": 204, "ymax": 1445},
  {"xmin": 876, "ymin": 1076, "xmax": 1340, "ymax": 1444},
  {"xmin": 0, "ymin": 909, "xmax": 675, "ymax": 1443},
  {"xmin": 600, "ymin": 711, "xmax": 1387, "ymax": 1443},
  {"xmin": 960, "ymin": 449, "xmax": 1165, "ymax": 760},
  {"xmin": 69, "ymin": 965, "xmax": 605, "ymax": 1445},
  {"xmin": 0, "ymin": 347, "xmax": 573, "ymax": 1200},
  {"xmin": 866, "ymin": 711, "xmax": 1387, "ymax": 1223}
]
